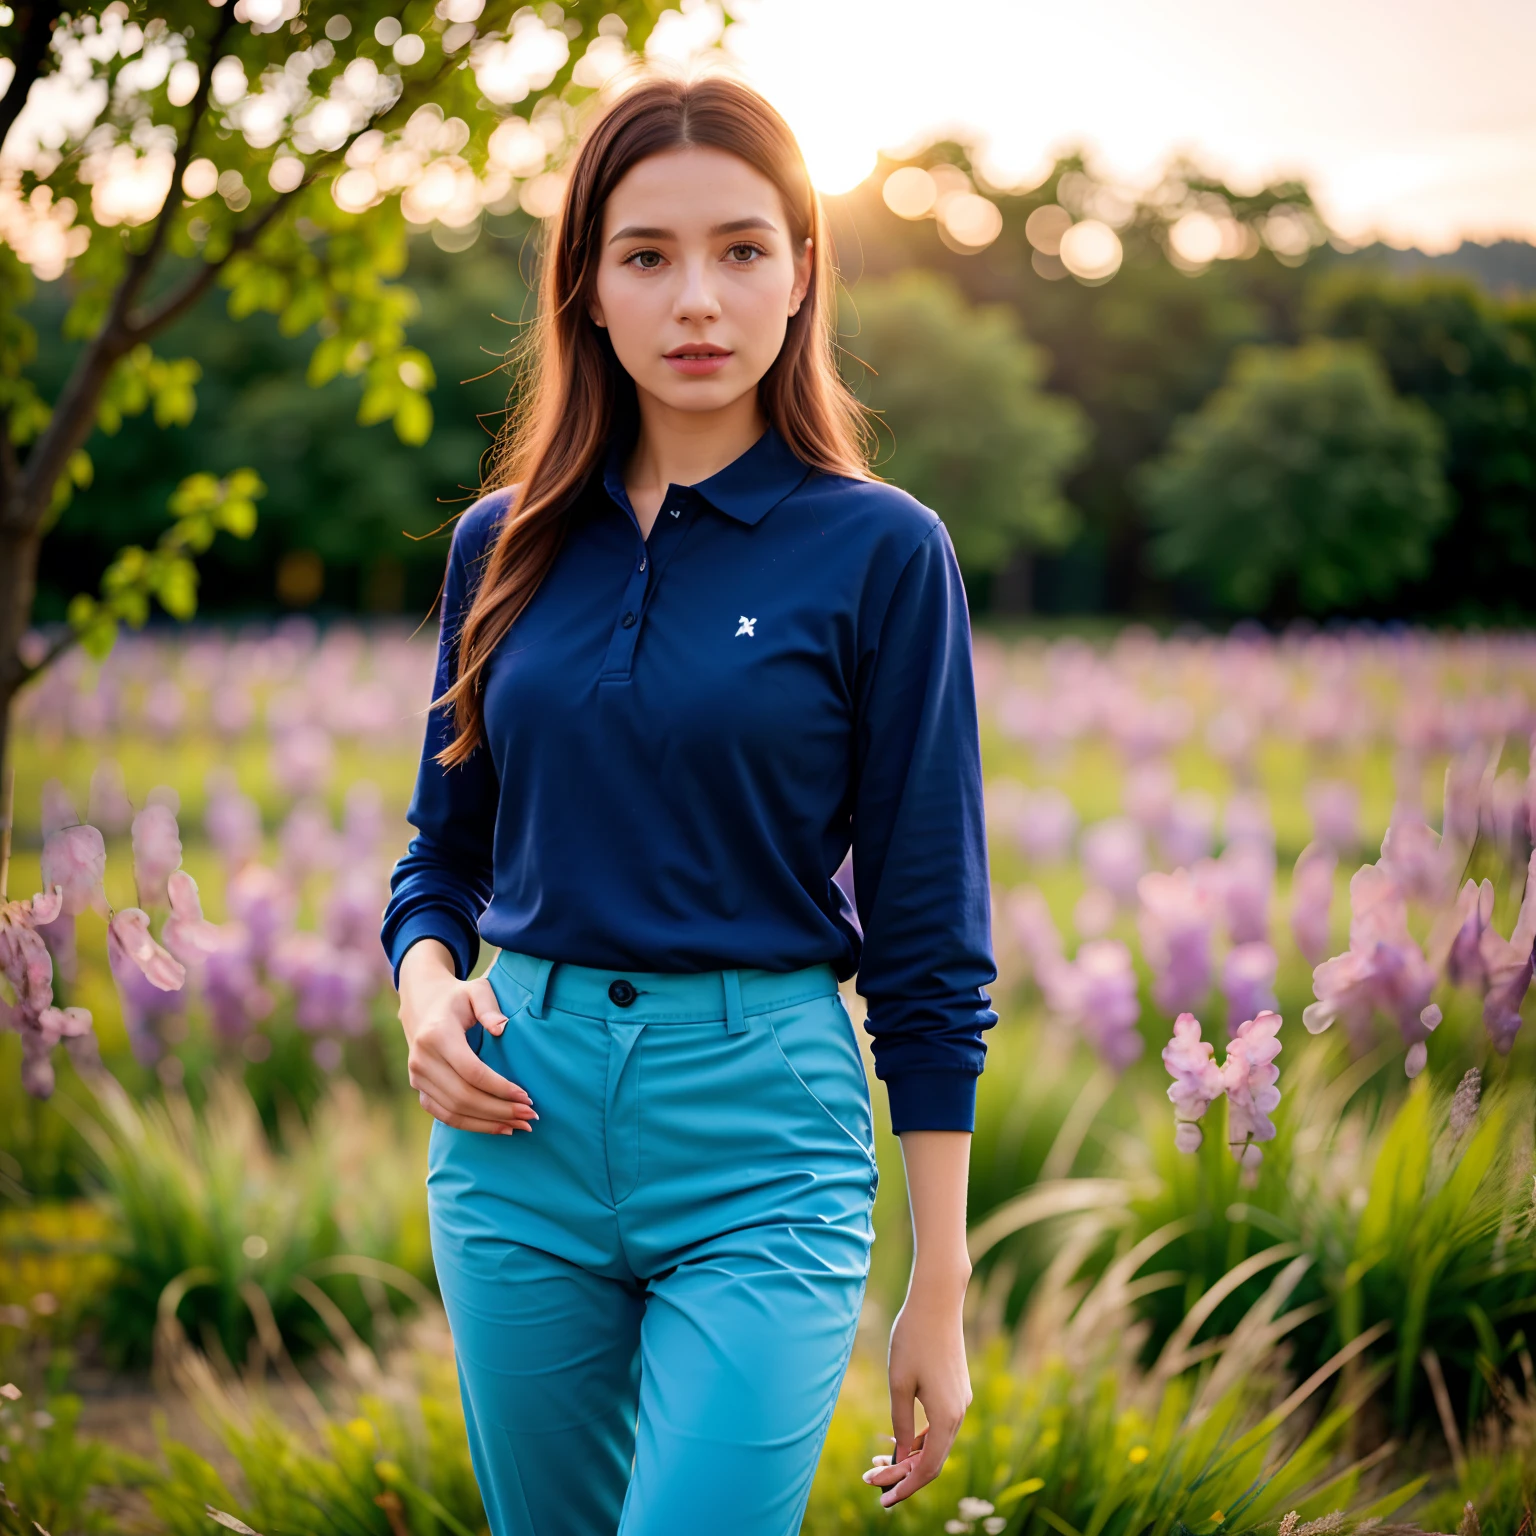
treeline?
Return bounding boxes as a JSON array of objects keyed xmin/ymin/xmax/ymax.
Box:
[{"xmin": 32, "ymin": 149, "xmax": 1536, "ymax": 625}]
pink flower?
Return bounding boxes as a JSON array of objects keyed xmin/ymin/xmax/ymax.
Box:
[
  {"xmin": 225, "ymin": 863, "xmax": 297, "ymax": 964},
  {"xmin": 106, "ymin": 908, "xmax": 186, "ymax": 991},
  {"xmin": 270, "ymin": 931, "xmax": 373, "ymax": 1036},
  {"xmin": 1081, "ymin": 818, "xmax": 1147, "ymax": 905},
  {"xmin": 1219, "ymin": 841, "xmax": 1275, "ymax": 946},
  {"xmin": 1304, "ymin": 864, "xmax": 1440, "ymax": 1070},
  {"xmin": 131, "ymin": 801, "xmax": 183, "ymax": 908},
  {"xmin": 1427, "ymin": 877, "xmax": 1494, "ymax": 990},
  {"xmin": 1477, "ymin": 850, "xmax": 1536, "ymax": 1055},
  {"xmin": 0, "ymin": 891, "xmax": 97, "ymax": 1099},
  {"xmin": 1005, "ymin": 886, "xmax": 1064, "ymax": 980},
  {"xmin": 1290, "ymin": 842, "xmax": 1337, "ymax": 965},
  {"xmin": 201, "ymin": 922, "xmax": 275, "ymax": 1041},
  {"xmin": 1306, "ymin": 779, "xmax": 1360, "ymax": 853},
  {"xmin": 204, "ymin": 771, "xmax": 264, "ymax": 870},
  {"xmin": 1221, "ymin": 1009, "xmax": 1283, "ymax": 1168},
  {"xmin": 1137, "ymin": 867, "xmax": 1215, "ymax": 1015},
  {"xmin": 40, "ymin": 824, "xmax": 109, "ymax": 918},
  {"xmin": 1378, "ymin": 816, "xmax": 1454, "ymax": 906},
  {"xmin": 1014, "ymin": 788, "xmax": 1078, "ymax": 865},
  {"xmin": 162, "ymin": 871, "xmax": 222, "ymax": 972},
  {"xmin": 1041, "ymin": 938, "xmax": 1143, "ymax": 1071},
  {"xmin": 1159, "ymin": 790, "xmax": 1217, "ymax": 869},
  {"xmin": 1222, "ymin": 941, "xmax": 1279, "ymax": 1033},
  {"xmin": 1162, "ymin": 1012, "xmax": 1222, "ymax": 1152},
  {"xmin": 87, "ymin": 759, "xmax": 134, "ymax": 835}
]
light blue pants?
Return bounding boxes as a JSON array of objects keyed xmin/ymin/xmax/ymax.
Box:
[{"xmin": 426, "ymin": 949, "xmax": 880, "ymax": 1536}]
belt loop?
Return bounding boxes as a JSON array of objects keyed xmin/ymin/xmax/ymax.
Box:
[
  {"xmin": 527, "ymin": 956, "xmax": 556, "ymax": 1019},
  {"xmin": 722, "ymin": 969, "xmax": 747, "ymax": 1035}
]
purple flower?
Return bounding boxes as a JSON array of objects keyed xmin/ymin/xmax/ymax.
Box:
[
  {"xmin": 1163, "ymin": 1012, "xmax": 1222, "ymax": 1152},
  {"xmin": 269, "ymin": 724, "xmax": 334, "ymax": 798},
  {"xmin": 269, "ymin": 931, "xmax": 373, "ymax": 1036},
  {"xmin": 278, "ymin": 798, "xmax": 339, "ymax": 883},
  {"xmin": 1290, "ymin": 842, "xmax": 1337, "ymax": 965},
  {"xmin": 225, "ymin": 864, "xmax": 297, "ymax": 965},
  {"xmin": 1221, "ymin": 1009, "xmax": 1283, "ymax": 1168},
  {"xmin": 1014, "ymin": 788, "xmax": 1078, "ymax": 865},
  {"xmin": 1137, "ymin": 867, "xmax": 1215, "ymax": 1015},
  {"xmin": 1223, "ymin": 790, "xmax": 1274, "ymax": 853},
  {"xmin": 1222, "ymin": 941, "xmax": 1278, "ymax": 1033},
  {"xmin": 1159, "ymin": 790, "xmax": 1217, "ymax": 869},
  {"xmin": 1081, "ymin": 818, "xmax": 1147, "ymax": 905},
  {"xmin": 1304, "ymin": 864, "xmax": 1440, "ymax": 1070},
  {"xmin": 204, "ymin": 770, "xmax": 264, "ymax": 870},
  {"xmin": 1123, "ymin": 760, "xmax": 1176, "ymax": 835},
  {"xmin": 1041, "ymin": 938, "xmax": 1143, "ymax": 1070},
  {"xmin": 1379, "ymin": 815, "xmax": 1454, "ymax": 906},
  {"xmin": 130, "ymin": 800, "xmax": 183, "ymax": 908},
  {"xmin": 1004, "ymin": 886, "xmax": 1064, "ymax": 979},
  {"xmin": 1219, "ymin": 841, "xmax": 1275, "ymax": 946},
  {"xmin": 87, "ymin": 760, "xmax": 134, "ymax": 835},
  {"xmin": 1305, "ymin": 779, "xmax": 1360, "ymax": 854},
  {"xmin": 201, "ymin": 922, "xmax": 276, "ymax": 1041},
  {"xmin": 1477, "ymin": 849, "xmax": 1536, "ymax": 1055}
]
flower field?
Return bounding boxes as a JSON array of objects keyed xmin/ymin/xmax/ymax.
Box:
[{"xmin": 3, "ymin": 618, "xmax": 1535, "ymax": 1534}]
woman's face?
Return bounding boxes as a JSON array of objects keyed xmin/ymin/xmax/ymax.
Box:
[{"xmin": 589, "ymin": 144, "xmax": 813, "ymax": 416}]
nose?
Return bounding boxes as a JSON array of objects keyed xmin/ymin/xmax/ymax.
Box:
[{"xmin": 673, "ymin": 254, "xmax": 720, "ymax": 325}]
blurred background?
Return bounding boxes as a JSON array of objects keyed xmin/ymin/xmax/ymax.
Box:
[{"xmin": 26, "ymin": 0, "xmax": 1536, "ymax": 632}]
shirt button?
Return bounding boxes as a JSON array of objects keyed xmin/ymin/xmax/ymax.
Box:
[
  {"xmin": 608, "ymin": 978, "xmax": 637, "ymax": 1007},
  {"xmin": 621, "ymin": 611, "xmax": 637, "ymax": 629}
]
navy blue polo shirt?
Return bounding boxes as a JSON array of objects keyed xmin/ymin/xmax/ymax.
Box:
[{"xmin": 380, "ymin": 419, "xmax": 997, "ymax": 1133}]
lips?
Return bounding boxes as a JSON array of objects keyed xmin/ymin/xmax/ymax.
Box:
[{"xmin": 663, "ymin": 345, "xmax": 732, "ymax": 376}]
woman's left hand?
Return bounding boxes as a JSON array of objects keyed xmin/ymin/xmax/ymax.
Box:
[{"xmin": 862, "ymin": 1278, "xmax": 973, "ymax": 1508}]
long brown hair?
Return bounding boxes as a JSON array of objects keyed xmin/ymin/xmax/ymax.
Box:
[{"xmin": 432, "ymin": 67, "xmax": 876, "ymax": 769}]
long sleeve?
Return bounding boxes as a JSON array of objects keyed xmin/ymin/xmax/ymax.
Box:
[
  {"xmin": 379, "ymin": 496, "xmax": 507, "ymax": 990},
  {"xmin": 851, "ymin": 520, "xmax": 998, "ymax": 1134}
]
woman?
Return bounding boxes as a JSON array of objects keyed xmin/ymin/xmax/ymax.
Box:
[{"xmin": 380, "ymin": 67, "xmax": 997, "ymax": 1536}]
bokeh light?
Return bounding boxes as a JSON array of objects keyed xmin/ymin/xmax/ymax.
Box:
[{"xmin": 1058, "ymin": 219, "xmax": 1123, "ymax": 283}]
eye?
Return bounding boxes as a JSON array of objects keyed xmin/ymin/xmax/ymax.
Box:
[
  {"xmin": 622, "ymin": 248, "xmax": 664, "ymax": 270},
  {"xmin": 726, "ymin": 242, "xmax": 765, "ymax": 264}
]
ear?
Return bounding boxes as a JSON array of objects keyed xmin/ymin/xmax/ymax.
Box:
[
  {"xmin": 788, "ymin": 236, "xmax": 813, "ymax": 318},
  {"xmin": 589, "ymin": 294, "xmax": 607, "ymax": 329}
]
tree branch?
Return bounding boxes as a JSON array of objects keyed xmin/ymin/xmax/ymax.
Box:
[
  {"xmin": 126, "ymin": 189, "xmax": 295, "ymax": 339},
  {"xmin": 0, "ymin": 1, "xmax": 64, "ymax": 154},
  {"xmin": 14, "ymin": 620, "xmax": 77, "ymax": 690},
  {"xmin": 8, "ymin": 5, "xmax": 237, "ymax": 532}
]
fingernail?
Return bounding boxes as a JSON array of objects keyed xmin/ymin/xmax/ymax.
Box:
[
  {"xmin": 527, "ymin": 1111, "xmax": 539, "ymax": 1120},
  {"xmin": 491, "ymin": 1013, "xmax": 509, "ymax": 1027}
]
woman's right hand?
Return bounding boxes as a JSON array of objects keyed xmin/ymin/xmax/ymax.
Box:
[{"xmin": 398, "ymin": 939, "xmax": 539, "ymax": 1134}]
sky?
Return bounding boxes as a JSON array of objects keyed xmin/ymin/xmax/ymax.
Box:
[{"xmin": 720, "ymin": 0, "xmax": 1536, "ymax": 252}]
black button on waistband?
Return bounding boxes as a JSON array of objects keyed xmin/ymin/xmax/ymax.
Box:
[
  {"xmin": 608, "ymin": 978, "xmax": 637, "ymax": 1007},
  {"xmin": 621, "ymin": 611, "xmax": 637, "ymax": 629}
]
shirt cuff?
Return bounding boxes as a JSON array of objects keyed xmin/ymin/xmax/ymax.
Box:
[
  {"xmin": 883, "ymin": 1069, "xmax": 979, "ymax": 1134},
  {"xmin": 385, "ymin": 909, "xmax": 480, "ymax": 991}
]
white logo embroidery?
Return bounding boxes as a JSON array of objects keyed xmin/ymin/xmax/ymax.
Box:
[{"xmin": 735, "ymin": 616, "xmax": 757, "ymax": 638}]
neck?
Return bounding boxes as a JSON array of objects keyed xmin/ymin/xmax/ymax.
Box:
[{"xmin": 625, "ymin": 388, "xmax": 769, "ymax": 497}]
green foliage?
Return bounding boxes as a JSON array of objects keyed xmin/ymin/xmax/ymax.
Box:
[
  {"xmin": 71, "ymin": 1072, "xmax": 434, "ymax": 1371},
  {"xmin": 1112, "ymin": 1049, "xmax": 1536, "ymax": 1437},
  {"xmin": 841, "ymin": 270, "xmax": 1090, "ymax": 574},
  {"xmin": 66, "ymin": 468, "xmax": 265, "ymax": 656},
  {"xmin": 0, "ymin": 1388, "xmax": 118, "ymax": 1536},
  {"xmin": 1139, "ymin": 339, "xmax": 1453, "ymax": 613},
  {"xmin": 1308, "ymin": 268, "xmax": 1536, "ymax": 621},
  {"xmin": 808, "ymin": 1270, "xmax": 1419, "ymax": 1534}
]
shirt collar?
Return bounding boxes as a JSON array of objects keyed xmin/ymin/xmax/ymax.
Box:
[{"xmin": 600, "ymin": 416, "xmax": 811, "ymax": 528}]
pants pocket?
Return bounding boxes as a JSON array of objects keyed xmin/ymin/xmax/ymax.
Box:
[{"xmin": 767, "ymin": 992, "xmax": 878, "ymax": 1179}]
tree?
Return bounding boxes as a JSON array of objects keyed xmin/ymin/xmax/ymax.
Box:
[
  {"xmin": 1307, "ymin": 269, "xmax": 1536, "ymax": 620},
  {"xmin": 840, "ymin": 268, "xmax": 1089, "ymax": 576},
  {"xmin": 0, "ymin": 0, "xmax": 678, "ymax": 791},
  {"xmin": 1138, "ymin": 339, "xmax": 1452, "ymax": 615},
  {"xmin": 826, "ymin": 147, "xmax": 1337, "ymax": 612}
]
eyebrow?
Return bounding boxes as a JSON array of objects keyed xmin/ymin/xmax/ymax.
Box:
[{"xmin": 606, "ymin": 216, "xmax": 779, "ymax": 244}]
